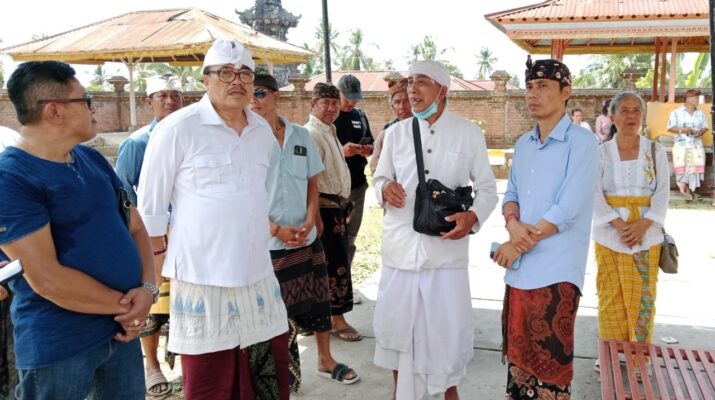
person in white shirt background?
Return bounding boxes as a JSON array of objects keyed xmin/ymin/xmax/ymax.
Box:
[
  {"xmin": 372, "ymin": 60, "xmax": 498, "ymax": 400},
  {"xmin": 137, "ymin": 39, "xmax": 289, "ymax": 399},
  {"xmin": 570, "ymin": 108, "xmax": 592, "ymax": 132}
]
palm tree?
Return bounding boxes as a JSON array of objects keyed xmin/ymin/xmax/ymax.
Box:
[
  {"xmin": 147, "ymin": 64, "xmax": 205, "ymax": 91},
  {"xmin": 88, "ymin": 66, "xmax": 110, "ymax": 91},
  {"xmin": 312, "ymin": 22, "xmax": 342, "ymax": 71},
  {"xmin": 408, "ymin": 36, "xmax": 463, "ymax": 78},
  {"xmin": 339, "ymin": 29, "xmax": 378, "ymax": 71},
  {"xmin": 475, "ymin": 47, "xmax": 497, "ymax": 80},
  {"xmin": 572, "ymin": 54, "xmax": 653, "ymax": 89}
]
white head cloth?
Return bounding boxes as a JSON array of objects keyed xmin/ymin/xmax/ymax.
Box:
[
  {"xmin": 145, "ymin": 75, "xmax": 182, "ymax": 96},
  {"xmin": 202, "ymin": 38, "xmax": 255, "ymax": 71},
  {"xmin": 408, "ymin": 60, "xmax": 451, "ymax": 89}
]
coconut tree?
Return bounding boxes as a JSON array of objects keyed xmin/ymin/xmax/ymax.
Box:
[
  {"xmin": 408, "ymin": 36, "xmax": 463, "ymax": 78},
  {"xmin": 475, "ymin": 47, "xmax": 497, "ymax": 80},
  {"xmin": 339, "ymin": 29, "xmax": 378, "ymax": 71},
  {"xmin": 572, "ymin": 54, "xmax": 653, "ymax": 89},
  {"xmin": 88, "ymin": 65, "xmax": 111, "ymax": 91},
  {"xmin": 312, "ymin": 22, "xmax": 342, "ymax": 71},
  {"xmin": 147, "ymin": 64, "xmax": 205, "ymax": 91}
]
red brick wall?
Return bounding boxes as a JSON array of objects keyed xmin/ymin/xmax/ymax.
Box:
[{"xmin": 0, "ymin": 89, "xmax": 710, "ymax": 148}]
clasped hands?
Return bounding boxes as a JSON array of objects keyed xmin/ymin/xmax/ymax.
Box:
[
  {"xmin": 612, "ymin": 218, "xmax": 651, "ymax": 248},
  {"xmin": 492, "ymin": 220, "xmax": 541, "ymax": 269},
  {"xmin": 275, "ymin": 220, "xmax": 315, "ymax": 248},
  {"xmin": 113, "ymin": 285, "xmax": 155, "ymax": 343},
  {"xmin": 382, "ymin": 180, "xmax": 476, "ymax": 240}
]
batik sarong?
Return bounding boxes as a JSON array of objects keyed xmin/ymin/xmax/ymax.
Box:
[
  {"xmin": 594, "ymin": 243, "xmax": 660, "ymax": 344},
  {"xmin": 270, "ymin": 239, "xmax": 331, "ymax": 391},
  {"xmin": 319, "ymin": 207, "xmax": 354, "ymax": 316},
  {"xmin": 502, "ymin": 283, "xmax": 580, "ymax": 388},
  {"xmin": 506, "ymin": 362, "xmax": 571, "ymax": 399}
]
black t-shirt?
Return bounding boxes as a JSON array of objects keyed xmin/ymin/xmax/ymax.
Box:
[{"xmin": 335, "ymin": 108, "xmax": 373, "ymax": 189}]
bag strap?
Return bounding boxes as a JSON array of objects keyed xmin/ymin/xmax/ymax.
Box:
[
  {"xmin": 356, "ymin": 108, "xmax": 369, "ymax": 140},
  {"xmin": 411, "ymin": 118, "xmax": 427, "ymax": 189}
]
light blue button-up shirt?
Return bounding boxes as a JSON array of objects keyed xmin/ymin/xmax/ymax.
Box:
[
  {"xmin": 115, "ymin": 119, "xmax": 157, "ymax": 204},
  {"xmin": 502, "ymin": 113, "xmax": 597, "ymax": 291},
  {"xmin": 267, "ymin": 119, "xmax": 325, "ymax": 250}
]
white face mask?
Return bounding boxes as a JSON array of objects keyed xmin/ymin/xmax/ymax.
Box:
[{"xmin": 411, "ymin": 85, "xmax": 443, "ymax": 120}]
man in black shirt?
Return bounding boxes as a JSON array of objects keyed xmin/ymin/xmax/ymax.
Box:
[{"xmin": 334, "ymin": 74, "xmax": 373, "ymax": 271}]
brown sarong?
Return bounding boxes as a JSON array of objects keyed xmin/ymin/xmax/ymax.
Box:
[{"xmin": 502, "ymin": 282, "xmax": 580, "ymax": 387}]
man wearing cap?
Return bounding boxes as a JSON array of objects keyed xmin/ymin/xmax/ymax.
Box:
[
  {"xmin": 250, "ymin": 73, "xmax": 359, "ymax": 388},
  {"xmin": 372, "ymin": 61, "xmax": 498, "ymax": 400},
  {"xmin": 369, "ymin": 78, "xmax": 411, "ymax": 175},
  {"xmin": 137, "ymin": 39, "xmax": 289, "ymax": 399},
  {"xmin": 667, "ymin": 89, "xmax": 708, "ymax": 200},
  {"xmin": 115, "ymin": 74, "xmax": 182, "ymax": 397},
  {"xmin": 493, "ymin": 57, "xmax": 597, "ymax": 399},
  {"xmin": 335, "ymin": 74, "xmax": 373, "ymax": 271},
  {"xmin": 305, "ymin": 83, "xmax": 361, "ymax": 342}
]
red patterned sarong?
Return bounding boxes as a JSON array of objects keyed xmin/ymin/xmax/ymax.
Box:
[{"xmin": 501, "ymin": 282, "xmax": 580, "ymax": 387}]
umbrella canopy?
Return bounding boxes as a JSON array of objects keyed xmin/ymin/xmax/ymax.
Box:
[{"xmin": 0, "ymin": 8, "xmax": 312, "ymax": 65}]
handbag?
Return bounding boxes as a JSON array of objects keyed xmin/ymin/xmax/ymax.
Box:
[
  {"xmin": 651, "ymin": 142, "xmax": 678, "ymax": 273},
  {"xmin": 411, "ymin": 118, "xmax": 474, "ymax": 236},
  {"xmin": 117, "ymin": 186, "xmax": 132, "ymax": 228}
]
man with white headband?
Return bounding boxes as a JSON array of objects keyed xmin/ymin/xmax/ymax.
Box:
[
  {"xmin": 372, "ymin": 60, "xmax": 498, "ymax": 400},
  {"xmin": 137, "ymin": 38, "xmax": 289, "ymax": 399}
]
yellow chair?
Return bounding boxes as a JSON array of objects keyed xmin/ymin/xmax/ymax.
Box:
[{"xmin": 645, "ymin": 101, "xmax": 713, "ymax": 147}]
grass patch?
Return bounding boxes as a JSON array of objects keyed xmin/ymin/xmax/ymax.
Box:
[
  {"xmin": 352, "ymin": 205, "xmax": 383, "ymax": 284},
  {"xmin": 668, "ymin": 197, "xmax": 715, "ymax": 210}
]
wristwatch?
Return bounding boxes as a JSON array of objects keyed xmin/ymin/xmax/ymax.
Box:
[{"xmin": 141, "ymin": 282, "xmax": 160, "ymax": 304}]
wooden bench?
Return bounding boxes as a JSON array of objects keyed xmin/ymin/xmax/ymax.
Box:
[{"xmin": 599, "ymin": 339, "xmax": 715, "ymax": 399}]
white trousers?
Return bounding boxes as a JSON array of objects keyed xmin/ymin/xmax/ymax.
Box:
[{"xmin": 373, "ymin": 266, "xmax": 474, "ymax": 399}]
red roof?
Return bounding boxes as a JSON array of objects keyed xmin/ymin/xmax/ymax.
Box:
[
  {"xmin": 487, "ymin": 0, "xmax": 708, "ymax": 22},
  {"xmin": 283, "ymin": 71, "xmax": 518, "ymax": 92}
]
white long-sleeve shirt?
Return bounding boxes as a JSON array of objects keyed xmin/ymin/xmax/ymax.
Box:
[
  {"xmin": 373, "ymin": 111, "xmax": 498, "ymax": 271},
  {"xmin": 592, "ymin": 136, "xmax": 669, "ymax": 254},
  {"xmin": 137, "ymin": 95, "xmax": 277, "ymax": 287}
]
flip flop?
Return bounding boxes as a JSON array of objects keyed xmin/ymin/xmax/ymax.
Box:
[
  {"xmin": 145, "ymin": 368, "xmax": 172, "ymax": 397},
  {"xmin": 315, "ymin": 362, "xmax": 359, "ymax": 385},
  {"xmin": 330, "ymin": 327, "xmax": 362, "ymax": 342}
]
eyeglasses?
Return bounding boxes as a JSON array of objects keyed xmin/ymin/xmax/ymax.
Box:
[
  {"xmin": 253, "ymin": 88, "xmax": 271, "ymax": 99},
  {"xmin": 37, "ymin": 95, "xmax": 93, "ymax": 109},
  {"xmin": 208, "ymin": 69, "xmax": 255, "ymax": 84}
]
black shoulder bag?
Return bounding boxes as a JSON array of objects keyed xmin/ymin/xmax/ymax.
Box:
[{"xmin": 411, "ymin": 118, "xmax": 474, "ymax": 236}]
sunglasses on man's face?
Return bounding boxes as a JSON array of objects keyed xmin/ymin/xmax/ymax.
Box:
[
  {"xmin": 253, "ymin": 88, "xmax": 272, "ymax": 99},
  {"xmin": 37, "ymin": 95, "xmax": 93, "ymax": 109}
]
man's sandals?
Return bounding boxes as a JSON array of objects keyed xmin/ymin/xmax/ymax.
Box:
[
  {"xmin": 316, "ymin": 363, "xmax": 359, "ymax": 385},
  {"xmin": 330, "ymin": 326, "xmax": 362, "ymax": 342},
  {"xmin": 146, "ymin": 368, "xmax": 172, "ymax": 397}
]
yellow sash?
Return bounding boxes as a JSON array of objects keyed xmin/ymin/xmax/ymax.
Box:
[{"xmin": 604, "ymin": 195, "xmax": 651, "ymax": 223}]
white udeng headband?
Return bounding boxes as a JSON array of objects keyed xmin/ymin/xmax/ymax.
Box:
[
  {"xmin": 202, "ymin": 38, "xmax": 255, "ymax": 71},
  {"xmin": 408, "ymin": 60, "xmax": 451, "ymax": 88}
]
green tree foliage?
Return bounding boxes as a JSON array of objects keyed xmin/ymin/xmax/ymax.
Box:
[
  {"xmin": 475, "ymin": 47, "xmax": 497, "ymax": 80},
  {"xmin": 408, "ymin": 36, "xmax": 462, "ymax": 78},
  {"xmin": 146, "ymin": 64, "xmax": 205, "ymax": 91},
  {"xmin": 87, "ymin": 65, "xmax": 110, "ymax": 91},
  {"xmin": 508, "ymin": 73, "xmax": 521, "ymax": 89},
  {"xmin": 572, "ymin": 54, "xmax": 653, "ymax": 89},
  {"xmin": 339, "ymin": 29, "xmax": 378, "ymax": 71},
  {"xmin": 299, "ymin": 22, "xmax": 342, "ymax": 76}
]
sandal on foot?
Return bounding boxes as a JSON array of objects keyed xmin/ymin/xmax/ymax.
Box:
[
  {"xmin": 145, "ymin": 369, "xmax": 171, "ymax": 397},
  {"xmin": 330, "ymin": 327, "xmax": 362, "ymax": 342},
  {"xmin": 316, "ymin": 362, "xmax": 359, "ymax": 385}
]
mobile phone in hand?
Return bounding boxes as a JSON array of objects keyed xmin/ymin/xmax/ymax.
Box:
[
  {"xmin": 489, "ymin": 242, "xmax": 521, "ymax": 270},
  {"xmin": 0, "ymin": 259, "xmax": 23, "ymax": 284},
  {"xmin": 358, "ymin": 137, "xmax": 372, "ymax": 145}
]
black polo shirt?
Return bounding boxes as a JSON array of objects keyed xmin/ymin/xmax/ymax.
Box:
[{"xmin": 335, "ymin": 108, "xmax": 373, "ymax": 189}]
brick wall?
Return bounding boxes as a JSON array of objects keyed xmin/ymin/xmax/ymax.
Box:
[{"xmin": 0, "ymin": 84, "xmax": 710, "ymax": 149}]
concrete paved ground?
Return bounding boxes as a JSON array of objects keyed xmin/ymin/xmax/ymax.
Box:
[{"xmin": 155, "ymin": 183, "xmax": 715, "ymax": 399}]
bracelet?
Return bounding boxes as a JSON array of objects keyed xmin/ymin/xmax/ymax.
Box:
[
  {"xmin": 152, "ymin": 247, "xmax": 167, "ymax": 256},
  {"xmin": 504, "ymin": 213, "xmax": 519, "ymax": 226}
]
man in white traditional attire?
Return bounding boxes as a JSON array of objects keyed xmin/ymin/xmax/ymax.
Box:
[
  {"xmin": 137, "ymin": 39, "xmax": 289, "ymax": 399},
  {"xmin": 372, "ymin": 60, "xmax": 498, "ymax": 400}
]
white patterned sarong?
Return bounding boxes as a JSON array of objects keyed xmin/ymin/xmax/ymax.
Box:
[{"xmin": 168, "ymin": 275, "xmax": 288, "ymax": 355}]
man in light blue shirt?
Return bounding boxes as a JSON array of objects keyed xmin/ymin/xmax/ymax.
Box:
[
  {"xmin": 115, "ymin": 76, "xmax": 183, "ymax": 204},
  {"xmin": 114, "ymin": 75, "xmax": 182, "ymax": 397},
  {"xmin": 250, "ymin": 73, "xmax": 359, "ymax": 388},
  {"xmin": 493, "ymin": 57, "xmax": 597, "ymax": 399}
]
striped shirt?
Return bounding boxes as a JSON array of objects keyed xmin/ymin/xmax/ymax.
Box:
[{"xmin": 305, "ymin": 114, "xmax": 351, "ymax": 199}]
